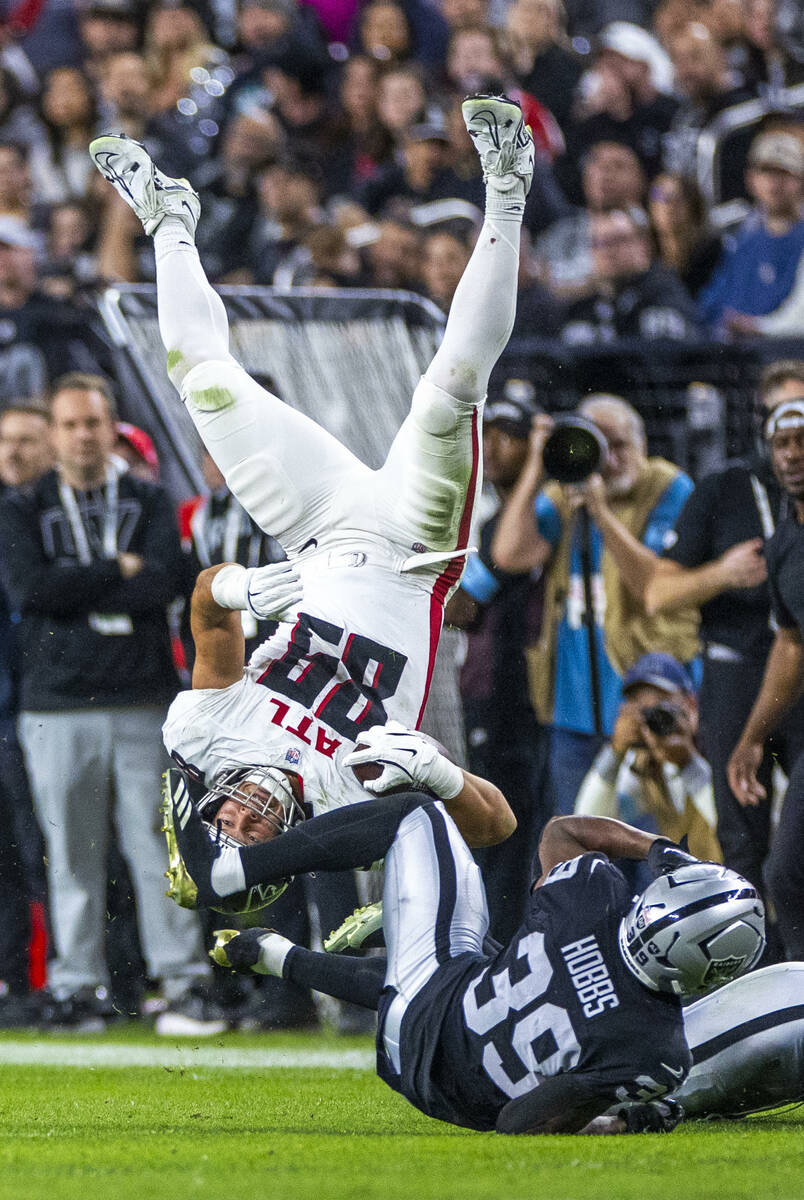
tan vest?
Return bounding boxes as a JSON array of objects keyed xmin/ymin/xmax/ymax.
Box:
[{"xmin": 526, "ymin": 458, "xmax": 700, "ymax": 723}]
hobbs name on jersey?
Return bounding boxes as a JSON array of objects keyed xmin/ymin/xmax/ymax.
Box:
[{"xmin": 561, "ymin": 935, "xmax": 620, "ymax": 1019}]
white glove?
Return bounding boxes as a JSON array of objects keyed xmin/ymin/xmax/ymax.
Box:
[
  {"xmin": 211, "ymin": 561, "xmax": 303, "ymax": 620},
  {"xmin": 343, "ymin": 720, "xmax": 464, "ymax": 799}
]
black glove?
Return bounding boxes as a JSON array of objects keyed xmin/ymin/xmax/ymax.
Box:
[
  {"xmin": 622, "ymin": 1099, "xmax": 684, "ymax": 1134},
  {"xmin": 647, "ymin": 836, "xmax": 699, "ymax": 878}
]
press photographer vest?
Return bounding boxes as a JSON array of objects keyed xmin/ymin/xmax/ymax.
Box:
[{"xmin": 526, "ymin": 458, "xmax": 700, "ymax": 722}]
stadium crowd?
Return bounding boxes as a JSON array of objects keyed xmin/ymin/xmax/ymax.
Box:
[{"xmin": 0, "ymin": 0, "xmax": 804, "ymax": 1033}]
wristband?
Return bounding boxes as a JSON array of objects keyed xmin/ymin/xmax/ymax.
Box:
[
  {"xmin": 426, "ymin": 754, "xmax": 465, "ymax": 800},
  {"xmin": 211, "ymin": 563, "xmax": 249, "ymax": 611}
]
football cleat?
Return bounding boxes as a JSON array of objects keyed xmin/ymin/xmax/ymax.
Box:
[
  {"xmin": 89, "ymin": 133, "xmax": 200, "ymax": 237},
  {"xmin": 461, "ymin": 94, "xmax": 534, "ymax": 195},
  {"xmin": 210, "ymin": 927, "xmax": 284, "ymax": 976},
  {"xmin": 324, "ymin": 901, "xmax": 384, "ymax": 953},
  {"xmin": 161, "ymin": 770, "xmax": 199, "ymax": 909}
]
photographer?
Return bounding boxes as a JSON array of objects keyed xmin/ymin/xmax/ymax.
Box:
[
  {"xmin": 575, "ymin": 653, "xmax": 720, "ymax": 874},
  {"xmin": 492, "ymin": 394, "xmax": 698, "ymax": 815}
]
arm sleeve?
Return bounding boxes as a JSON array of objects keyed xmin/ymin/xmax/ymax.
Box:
[
  {"xmin": 0, "ymin": 494, "xmax": 123, "ymax": 616},
  {"xmin": 642, "ymin": 473, "xmax": 694, "ymax": 554},
  {"xmin": 661, "ymin": 474, "xmax": 721, "ymax": 566},
  {"xmin": 496, "ymin": 1073, "xmax": 617, "ymax": 1135},
  {"xmin": 460, "ymin": 553, "xmax": 501, "ymax": 604}
]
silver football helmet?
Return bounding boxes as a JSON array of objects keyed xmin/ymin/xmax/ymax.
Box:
[
  {"xmin": 198, "ymin": 762, "xmax": 306, "ymax": 914},
  {"xmin": 618, "ymin": 863, "xmax": 765, "ymax": 997}
]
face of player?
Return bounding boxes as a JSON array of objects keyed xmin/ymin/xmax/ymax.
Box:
[{"xmin": 215, "ymin": 782, "xmax": 285, "ymax": 845}]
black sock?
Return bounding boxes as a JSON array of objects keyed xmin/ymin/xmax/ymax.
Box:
[{"xmin": 284, "ymin": 947, "xmax": 386, "ymax": 1010}]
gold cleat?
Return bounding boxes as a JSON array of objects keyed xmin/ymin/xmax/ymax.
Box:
[
  {"xmin": 209, "ymin": 929, "xmax": 240, "ymax": 969},
  {"xmin": 161, "ymin": 770, "xmax": 199, "ymax": 909},
  {"xmin": 324, "ymin": 901, "xmax": 384, "ymax": 953}
]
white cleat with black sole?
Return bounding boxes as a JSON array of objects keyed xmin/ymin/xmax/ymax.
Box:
[
  {"xmin": 461, "ymin": 94, "xmax": 534, "ymax": 208},
  {"xmin": 89, "ymin": 133, "xmax": 200, "ymax": 237}
]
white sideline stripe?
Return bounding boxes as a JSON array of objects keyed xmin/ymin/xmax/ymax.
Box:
[{"xmin": 0, "ymin": 1041, "xmax": 374, "ymax": 1071}]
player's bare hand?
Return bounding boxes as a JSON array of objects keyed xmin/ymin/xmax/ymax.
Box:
[
  {"xmin": 717, "ymin": 539, "xmax": 767, "ymax": 590},
  {"xmin": 117, "ymin": 552, "xmax": 144, "ymax": 578},
  {"xmin": 727, "ymin": 739, "xmax": 766, "ymax": 807},
  {"xmin": 245, "ymin": 562, "xmax": 303, "ymax": 620}
]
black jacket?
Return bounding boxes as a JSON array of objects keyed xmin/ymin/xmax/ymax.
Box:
[{"xmin": 0, "ymin": 469, "xmax": 182, "ymax": 710}]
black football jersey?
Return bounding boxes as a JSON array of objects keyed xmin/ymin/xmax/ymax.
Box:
[{"xmin": 377, "ymin": 853, "xmax": 691, "ymax": 1131}]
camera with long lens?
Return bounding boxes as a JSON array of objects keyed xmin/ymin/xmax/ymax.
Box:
[
  {"xmin": 541, "ymin": 416, "xmax": 609, "ymax": 484},
  {"xmin": 641, "ymin": 702, "xmax": 681, "ymax": 738}
]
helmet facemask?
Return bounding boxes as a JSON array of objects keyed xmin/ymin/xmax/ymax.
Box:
[{"xmin": 196, "ymin": 763, "xmax": 306, "ymax": 914}]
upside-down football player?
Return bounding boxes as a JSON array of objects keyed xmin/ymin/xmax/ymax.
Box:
[{"xmin": 88, "ymin": 95, "xmax": 540, "ymax": 866}]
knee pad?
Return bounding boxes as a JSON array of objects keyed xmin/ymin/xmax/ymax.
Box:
[
  {"xmin": 180, "ymin": 359, "xmax": 245, "ymax": 412},
  {"xmin": 411, "ymin": 378, "xmax": 465, "ymax": 435}
]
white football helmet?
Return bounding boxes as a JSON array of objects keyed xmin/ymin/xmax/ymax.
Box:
[
  {"xmin": 618, "ymin": 863, "xmax": 765, "ymax": 997},
  {"xmin": 193, "ymin": 762, "xmax": 305, "ymax": 914}
]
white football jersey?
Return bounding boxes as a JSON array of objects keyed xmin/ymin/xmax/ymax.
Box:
[{"xmin": 163, "ymin": 542, "xmax": 459, "ymax": 815}]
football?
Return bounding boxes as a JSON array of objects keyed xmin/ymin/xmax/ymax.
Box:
[{"xmin": 349, "ymin": 732, "xmax": 452, "ymax": 786}]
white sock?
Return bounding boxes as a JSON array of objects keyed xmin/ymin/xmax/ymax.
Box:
[
  {"xmin": 485, "ymin": 178, "xmax": 528, "ymax": 222},
  {"xmin": 256, "ymin": 932, "xmax": 294, "ymax": 977},
  {"xmin": 153, "ymin": 215, "xmax": 197, "ymax": 263}
]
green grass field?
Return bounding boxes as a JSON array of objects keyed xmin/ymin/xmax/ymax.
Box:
[{"xmin": 1, "ymin": 1028, "xmax": 802, "ymax": 1200}]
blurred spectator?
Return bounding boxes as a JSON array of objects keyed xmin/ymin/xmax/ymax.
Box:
[
  {"xmin": 356, "ymin": 0, "xmax": 413, "ymax": 65},
  {"xmin": 699, "ymin": 131, "xmax": 804, "ymax": 337},
  {"xmin": 115, "ymin": 420, "xmax": 159, "ymax": 482},
  {"xmin": 362, "ymin": 217, "xmax": 422, "ymax": 287},
  {"xmin": 491, "ymin": 394, "xmax": 698, "ymax": 815},
  {"xmin": 575, "ymin": 652, "xmax": 720, "ymax": 871},
  {"xmin": 375, "ymin": 62, "xmax": 426, "ymax": 143},
  {"xmin": 0, "ymin": 398, "xmax": 51, "ymax": 1026},
  {"xmin": 0, "ymin": 219, "xmax": 112, "ymax": 401},
  {"xmin": 503, "ymin": 226, "xmax": 561, "ymax": 338},
  {"xmin": 0, "ymin": 401, "xmax": 52, "ymax": 487},
  {"xmin": 740, "ymin": 0, "xmax": 804, "ymax": 92},
  {"xmin": 0, "ymin": 141, "xmax": 36, "ymax": 224},
  {"xmin": 248, "ymin": 154, "xmax": 324, "ymax": 284},
  {"xmin": 648, "ymin": 170, "xmax": 723, "ymax": 297},
  {"xmin": 77, "ymin": 0, "xmax": 143, "ymax": 78},
  {"xmin": 728, "ymin": 392, "xmax": 804, "ymax": 958},
  {"xmin": 505, "ymin": 0, "xmax": 583, "ymax": 131},
  {"xmin": 535, "ymin": 139, "xmax": 645, "ymax": 299},
  {"xmin": 560, "ymin": 206, "xmax": 701, "ymax": 343},
  {"xmin": 28, "ymin": 66, "xmax": 98, "ymax": 205},
  {"xmin": 567, "ymin": 21, "xmax": 677, "ymax": 181},
  {"xmin": 420, "ymin": 226, "xmax": 470, "ymax": 311},
  {"xmin": 45, "ymin": 200, "xmax": 97, "ymax": 284},
  {"xmin": 646, "ymin": 359, "xmax": 804, "ymax": 950},
  {"xmin": 0, "ymin": 372, "xmax": 214, "ymax": 1031},
  {"xmin": 445, "ymin": 385, "xmax": 548, "ymax": 942},
  {"xmin": 444, "ymin": 23, "xmax": 508, "ymax": 95},
  {"xmin": 357, "ymin": 117, "xmax": 453, "ymax": 216},
  {"xmin": 663, "ymin": 22, "xmax": 753, "ymax": 196},
  {"xmin": 336, "ymin": 54, "xmax": 392, "ymax": 187},
  {"xmin": 143, "ymin": 0, "xmax": 216, "ymax": 114},
  {"xmin": 0, "ymin": 66, "xmax": 45, "ymax": 152}
]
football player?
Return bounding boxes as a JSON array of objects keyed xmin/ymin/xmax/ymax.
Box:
[
  {"xmin": 189, "ymin": 792, "xmax": 764, "ymax": 1134},
  {"xmin": 88, "ymin": 96, "xmax": 533, "ymax": 866}
]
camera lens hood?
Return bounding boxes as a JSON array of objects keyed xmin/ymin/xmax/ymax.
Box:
[{"xmin": 542, "ymin": 415, "xmax": 609, "ymax": 484}]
